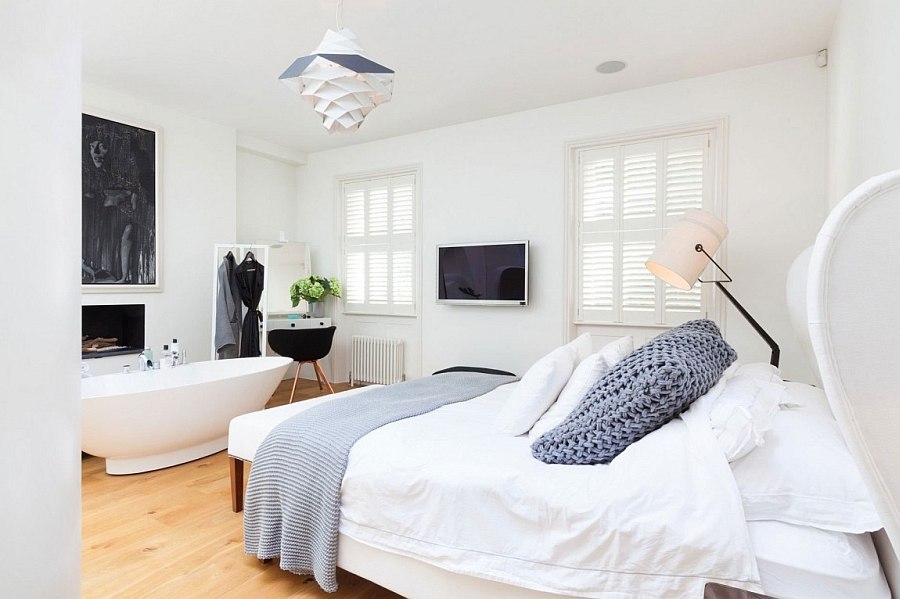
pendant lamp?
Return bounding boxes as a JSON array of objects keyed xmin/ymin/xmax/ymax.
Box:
[{"xmin": 279, "ymin": 4, "xmax": 394, "ymax": 133}]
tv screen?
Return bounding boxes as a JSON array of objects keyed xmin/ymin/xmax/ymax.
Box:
[{"xmin": 437, "ymin": 241, "xmax": 528, "ymax": 305}]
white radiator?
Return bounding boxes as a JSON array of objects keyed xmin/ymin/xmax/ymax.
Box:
[{"xmin": 350, "ymin": 335, "xmax": 405, "ymax": 386}]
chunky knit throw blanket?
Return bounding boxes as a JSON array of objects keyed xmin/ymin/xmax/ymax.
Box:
[
  {"xmin": 532, "ymin": 319, "xmax": 736, "ymax": 465},
  {"xmin": 243, "ymin": 372, "xmax": 514, "ymax": 592}
]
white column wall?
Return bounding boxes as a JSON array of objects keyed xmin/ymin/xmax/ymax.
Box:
[
  {"xmin": 0, "ymin": 1, "xmax": 82, "ymax": 596},
  {"xmin": 828, "ymin": 0, "xmax": 900, "ymax": 208},
  {"xmin": 298, "ymin": 56, "xmax": 827, "ymax": 384},
  {"xmin": 236, "ymin": 150, "xmax": 300, "ymax": 244},
  {"xmin": 81, "ymin": 85, "xmax": 237, "ymax": 374}
]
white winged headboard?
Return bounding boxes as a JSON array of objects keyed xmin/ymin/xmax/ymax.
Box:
[{"xmin": 806, "ymin": 169, "xmax": 900, "ymax": 582}]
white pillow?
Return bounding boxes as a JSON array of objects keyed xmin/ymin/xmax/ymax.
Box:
[
  {"xmin": 528, "ymin": 336, "xmax": 634, "ymax": 440},
  {"xmin": 495, "ymin": 344, "xmax": 577, "ymax": 436},
  {"xmin": 566, "ymin": 333, "xmax": 594, "ymax": 365},
  {"xmin": 733, "ymin": 362, "xmax": 781, "ymax": 383},
  {"xmin": 731, "ymin": 382, "xmax": 882, "ymax": 533},
  {"xmin": 709, "ymin": 374, "xmax": 785, "ymax": 462}
]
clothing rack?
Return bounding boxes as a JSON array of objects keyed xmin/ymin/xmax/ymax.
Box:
[{"xmin": 210, "ymin": 243, "xmax": 270, "ymax": 360}]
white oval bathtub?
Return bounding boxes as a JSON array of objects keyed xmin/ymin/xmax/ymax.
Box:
[{"xmin": 82, "ymin": 356, "xmax": 292, "ymax": 475}]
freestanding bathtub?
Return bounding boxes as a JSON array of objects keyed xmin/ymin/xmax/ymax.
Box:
[{"xmin": 82, "ymin": 356, "xmax": 292, "ymax": 474}]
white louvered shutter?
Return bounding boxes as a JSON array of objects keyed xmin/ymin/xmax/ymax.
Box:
[
  {"xmin": 576, "ymin": 131, "xmax": 715, "ymax": 325},
  {"xmin": 660, "ymin": 134, "xmax": 708, "ymax": 322},
  {"xmin": 578, "ymin": 147, "xmax": 616, "ymax": 322},
  {"xmin": 342, "ymin": 172, "xmax": 417, "ymax": 315}
]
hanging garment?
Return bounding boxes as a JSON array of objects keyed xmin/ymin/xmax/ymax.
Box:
[
  {"xmin": 235, "ymin": 251, "xmax": 265, "ymax": 357},
  {"xmin": 214, "ymin": 251, "xmax": 242, "ymax": 359}
]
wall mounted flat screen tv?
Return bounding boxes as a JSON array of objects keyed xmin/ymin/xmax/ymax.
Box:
[{"xmin": 437, "ymin": 241, "xmax": 529, "ymax": 306}]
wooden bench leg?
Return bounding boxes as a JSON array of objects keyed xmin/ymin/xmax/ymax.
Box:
[{"xmin": 230, "ymin": 456, "xmax": 244, "ymax": 513}]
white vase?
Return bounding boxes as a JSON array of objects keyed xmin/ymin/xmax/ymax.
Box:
[{"xmin": 308, "ymin": 301, "xmax": 325, "ymax": 318}]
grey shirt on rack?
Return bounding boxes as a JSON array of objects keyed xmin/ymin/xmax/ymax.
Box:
[{"xmin": 215, "ymin": 252, "xmax": 242, "ymax": 359}]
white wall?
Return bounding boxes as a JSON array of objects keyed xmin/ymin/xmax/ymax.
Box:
[
  {"xmin": 0, "ymin": 1, "xmax": 81, "ymax": 595},
  {"xmin": 82, "ymin": 85, "xmax": 237, "ymax": 372},
  {"xmin": 236, "ymin": 148, "xmax": 299, "ymax": 244},
  {"xmin": 299, "ymin": 56, "xmax": 827, "ymax": 384},
  {"xmin": 828, "ymin": 0, "xmax": 900, "ymax": 208}
]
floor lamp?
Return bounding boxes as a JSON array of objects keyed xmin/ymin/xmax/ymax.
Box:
[{"xmin": 645, "ymin": 209, "xmax": 780, "ymax": 367}]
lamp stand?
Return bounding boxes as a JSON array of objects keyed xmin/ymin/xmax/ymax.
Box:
[{"xmin": 696, "ymin": 245, "xmax": 780, "ymax": 367}]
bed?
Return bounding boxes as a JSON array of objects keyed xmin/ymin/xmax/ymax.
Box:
[{"xmin": 229, "ymin": 170, "xmax": 900, "ymax": 598}]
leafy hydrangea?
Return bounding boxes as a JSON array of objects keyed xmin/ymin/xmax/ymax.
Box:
[{"xmin": 290, "ymin": 275, "xmax": 342, "ymax": 307}]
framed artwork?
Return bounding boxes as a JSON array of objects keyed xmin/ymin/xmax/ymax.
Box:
[{"xmin": 82, "ymin": 111, "xmax": 161, "ymax": 292}]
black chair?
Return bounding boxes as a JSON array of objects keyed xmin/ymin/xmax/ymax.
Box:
[{"xmin": 267, "ymin": 326, "xmax": 336, "ymax": 402}]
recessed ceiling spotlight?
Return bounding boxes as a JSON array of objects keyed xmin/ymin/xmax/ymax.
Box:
[{"xmin": 596, "ymin": 60, "xmax": 627, "ymax": 74}]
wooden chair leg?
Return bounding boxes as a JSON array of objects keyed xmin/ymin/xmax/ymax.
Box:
[
  {"xmin": 288, "ymin": 361, "xmax": 302, "ymax": 403},
  {"xmin": 310, "ymin": 360, "xmax": 324, "ymax": 390},
  {"xmin": 230, "ymin": 456, "xmax": 244, "ymax": 513},
  {"xmin": 313, "ymin": 361, "xmax": 335, "ymax": 394}
]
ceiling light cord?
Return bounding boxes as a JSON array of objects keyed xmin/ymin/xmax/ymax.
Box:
[{"xmin": 335, "ymin": 0, "xmax": 344, "ymax": 30}]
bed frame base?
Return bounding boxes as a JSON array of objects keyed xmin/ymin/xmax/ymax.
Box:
[{"xmin": 336, "ymin": 533, "xmax": 567, "ymax": 599}]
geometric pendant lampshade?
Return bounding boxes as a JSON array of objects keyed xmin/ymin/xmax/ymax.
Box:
[{"xmin": 279, "ymin": 28, "xmax": 394, "ymax": 133}]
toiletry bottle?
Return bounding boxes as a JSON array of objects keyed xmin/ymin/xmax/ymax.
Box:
[
  {"xmin": 160, "ymin": 344, "xmax": 172, "ymax": 369},
  {"xmin": 139, "ymin": 346, "xmax": 153, "ymax": 371},
  {"xmin": 171, "ymin": 338, "xmax": 180, "ymax": 366}
]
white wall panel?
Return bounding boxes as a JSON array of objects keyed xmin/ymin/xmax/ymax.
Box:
[
  {"xmin": 236, "ymin": 149, "xmax": 299, "ymax": 244},
  {"xmin": 0, "ymin": 1, "xmax": 82, "ymax": 595},
  {"xmin": 828, "ymin": 0, "xmax": 900, "ymax": 208}
]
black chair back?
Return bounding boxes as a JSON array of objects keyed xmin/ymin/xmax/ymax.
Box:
[{"xmin": 267, "ymin": 326, "xmax": 336, "ymax": 362}]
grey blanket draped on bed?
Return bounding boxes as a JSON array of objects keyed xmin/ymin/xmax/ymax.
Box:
[{"xmin": 243, "ymin": 371, "xmax": 515, "ymax": 592}]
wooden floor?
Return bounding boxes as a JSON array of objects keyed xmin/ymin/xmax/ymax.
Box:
[{"xmin": 82, "ymin": 378, "xmax": 402, "ymax": 599}]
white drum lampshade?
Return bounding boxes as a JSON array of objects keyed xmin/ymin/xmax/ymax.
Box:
[
  {"xmin": 645, "ymin": 209, "xmax": 728, "ymax": 290},
  {"xmin": 279, "ymin": 28, "xmax": 394, "ymax": 133}
]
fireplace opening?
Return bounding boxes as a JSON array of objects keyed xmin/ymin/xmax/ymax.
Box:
[{"xmin": 82, "ymin": 304, "xmax": 145, "ymax": 359}]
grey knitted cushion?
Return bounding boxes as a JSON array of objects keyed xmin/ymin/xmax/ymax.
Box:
[{"xmin": 531, "ymin": 319, "xmax": 737, "ymax": 465}]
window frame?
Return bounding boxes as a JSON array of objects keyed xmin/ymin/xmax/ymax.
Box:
[
  {"xmin": 565, "ymin": 119, "xmax": 728, "ymax": 329},
  {"xmin": 336, "ymin": 165, "xmax": 423, "ymax": 317}
]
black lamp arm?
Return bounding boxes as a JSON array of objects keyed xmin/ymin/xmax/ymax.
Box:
[
  {"xmin": 695, "ymin": 244, "xmax": 780, "ymax": 367},
  {"xmin": 695, "ymin": 244, "xmax": 732, "ymax": 283}
]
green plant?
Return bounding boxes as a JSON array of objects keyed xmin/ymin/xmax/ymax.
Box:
[{"xmin": 290, "ymin": 275, "xmax": 342, "ymax": 307}]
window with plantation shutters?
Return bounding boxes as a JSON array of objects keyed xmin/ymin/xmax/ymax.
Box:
[
  {"xmin": 574, "ymin": 130, "xmax": 717, "ymax": 326},
  {"xmin": 341, "ymin": 171, "xmax": 417, "ymax": 316}
]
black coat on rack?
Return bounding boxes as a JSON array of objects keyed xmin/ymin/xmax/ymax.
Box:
[{"xmin": 234, "ymin": 251, "xmax": 265, "ymax": 357}]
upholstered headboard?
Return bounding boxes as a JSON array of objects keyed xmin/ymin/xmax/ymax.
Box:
[
  {"xmin": 806, "ymin": 169, "xmax": 900, "ymax": 582},
  {"xmin": 785, "ymin": 246, "xmax": 821, "ymax": 387}
]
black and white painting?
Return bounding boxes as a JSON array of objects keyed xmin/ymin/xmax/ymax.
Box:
[{"xmin": 82, "ymin": 112, "xmax": 159, "ymax": 290}]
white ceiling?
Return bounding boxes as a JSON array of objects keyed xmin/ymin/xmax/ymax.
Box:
[{"xmin": 82, "ymin": 0, "xmax": 840, "ymax": 154}]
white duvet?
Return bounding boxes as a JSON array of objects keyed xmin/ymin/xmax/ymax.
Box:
[{"xmin": 339, "ymin": 382, "xmax": 762, "ymax": 597}]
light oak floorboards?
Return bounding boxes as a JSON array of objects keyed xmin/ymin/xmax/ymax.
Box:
[{"xmin": 82, "ymin": 378, "xmax": 401, "ymax": 599}]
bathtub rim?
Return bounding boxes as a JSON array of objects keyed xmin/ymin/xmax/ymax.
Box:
[{"xmin": 81, "ymin": 356, "xmax": 293, "ymax": 400}]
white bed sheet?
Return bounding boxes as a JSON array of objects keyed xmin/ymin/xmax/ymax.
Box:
[
  {"xmin": 748, "ymin": 520, "xmax": 890, "ymax": 599},
  {"xmin": 339, "ymin": 382, "xmax": 762, "ymax": 597}
]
